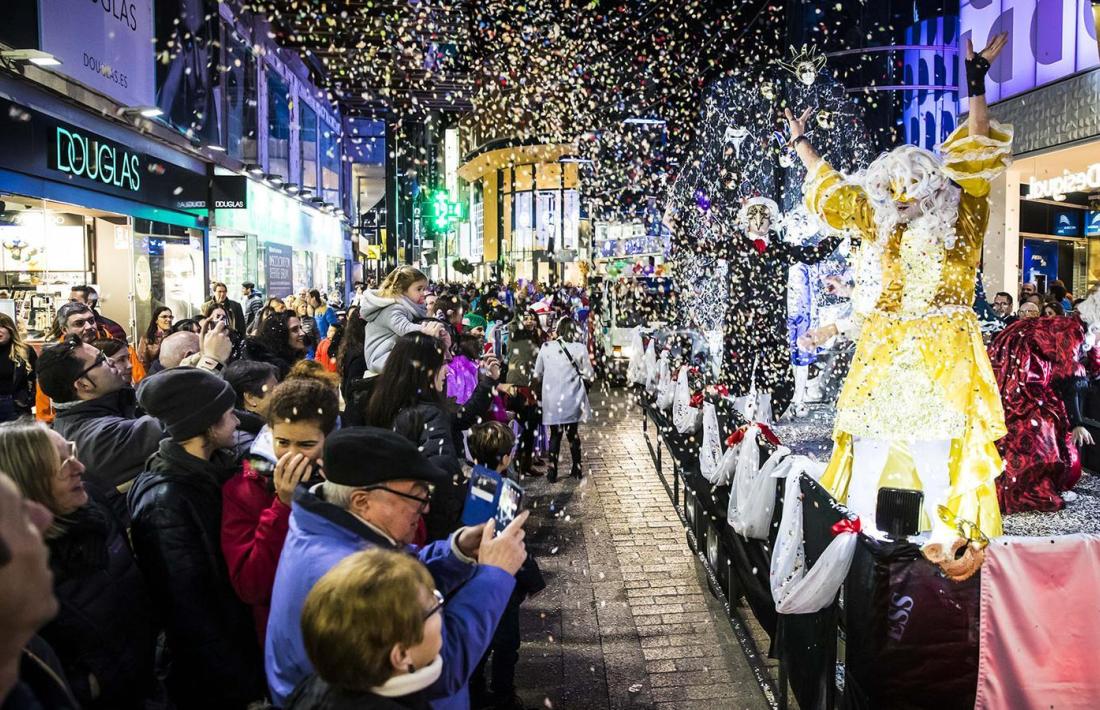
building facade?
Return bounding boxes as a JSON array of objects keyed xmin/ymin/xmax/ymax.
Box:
[
  {"xmin": 0, "ymin": 0, "xmax": 353, "ymax": 342},
  {"xmin": 964, "ymin": 0, "xmax": 1100, "ymax": 298}
]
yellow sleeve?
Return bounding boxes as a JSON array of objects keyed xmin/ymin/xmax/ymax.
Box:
[
  {"xmin": 939, "ymin": 118, "xmax": 1013, "ymax": 197},
  {"xmin": 803, "ymin": 161, "xmax": 876, "ymax": 239}
]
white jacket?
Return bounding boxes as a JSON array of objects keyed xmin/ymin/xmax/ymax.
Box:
[{"xmin": 534, "ymin": 340, "xmax": 595, "ymax": 426}]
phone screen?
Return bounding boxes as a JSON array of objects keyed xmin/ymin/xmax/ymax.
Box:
[{"xmin": 495, "ymin": 478, "xmax": 524, "ymax": 533}]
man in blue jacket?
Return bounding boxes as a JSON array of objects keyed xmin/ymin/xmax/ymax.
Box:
[{"xmin": 265, "ymin": 426, "xmax": 528, "ymax": 708}]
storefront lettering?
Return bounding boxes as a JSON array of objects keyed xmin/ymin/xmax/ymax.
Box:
[
  {"xmin": 268, "ymin": 254, "xmax": 292, "ymax": 279},
  {"xmin": 1029, "ymin": 163, "xmax": 1100, "ymax": 200},
  {"xmin": 53, "ymin": 126, "xmax": 141, "ymax": 192}
]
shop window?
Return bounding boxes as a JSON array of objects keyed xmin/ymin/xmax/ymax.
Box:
[
  {"xmin": 301, "ymin": 103, "xmax": 319, "ymax": 191},
  {"xmin": 209, "ymin": 234, "xmax": 258, "ymax": 294},
  {"xmin": 224, "ymin": 30, "xmax": 258, "ymax": 162},
  {"xmin": 267, "ymin": 70, "xmax": 292, "ymax": 180},
  {"xmin": 132, "ymin": 221, "xmax": 205, "ymax": 332},
  {"xmin": 154, "ymin": 3, "xmax": 220, "ymax": 144},
  {"xmin": 536, "ymin": 190, "xmax": 559, "ymax": 249},
  {"xmin": 292, "ymin": 249, "xmax": 313, "ymax": 293},
  {"xmin": 471, "ymin": 199, "xmax": 484, "ymax": 262},
  {"xmin": 321, "ymin": 122, "xmax": 340, "ymax": 204},
  {"xmin": 513, "ymin": 192, "xmax": 533, "ymax": 253},
  {"xmin": 0, "ymin": 195, "xmax": 95, "ymax": 338}
]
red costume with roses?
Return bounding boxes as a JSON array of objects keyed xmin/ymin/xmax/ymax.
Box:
[{"xmin": 989, "ymin": 316, "xmax": 1095, "ymax": 513}]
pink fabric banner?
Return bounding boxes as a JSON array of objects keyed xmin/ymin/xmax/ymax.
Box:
[{"xmin": 976, "ymin": 534, "xmax": 1100, "ymax": 709}]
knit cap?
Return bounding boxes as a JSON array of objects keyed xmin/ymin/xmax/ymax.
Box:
[{"xmin": 137, "ymin": 367, "xmax": 236, "ymax": 442}]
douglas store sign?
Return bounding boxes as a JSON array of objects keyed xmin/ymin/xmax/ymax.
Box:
[
  {"xmin": 0, "ymin": 97, "xmax": 207, "ymax": 211},
  {"xmin": 50, "ymin": 126, "xmax": 143, "ymax": 192}
]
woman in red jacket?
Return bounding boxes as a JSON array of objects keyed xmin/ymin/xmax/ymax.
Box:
[{"xmin": 221, "ymin": 377, "xmax": 339, "ymax": 645}]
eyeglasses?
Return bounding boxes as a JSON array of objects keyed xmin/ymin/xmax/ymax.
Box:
[
  {"xmin": 424, "ymin": 588, "xmax": 445, "ymax": 620},
  {"xmin": 75, "ymin": 352, "xmax": 108, "ymax": 382},
  {"xmin": 363, "ymin": 484, "xmax": 433, "ymax": 512}
]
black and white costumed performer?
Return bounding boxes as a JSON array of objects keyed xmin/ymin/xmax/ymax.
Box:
[{"xmin": 713, "ymin": 197, "xmax": 840, "ymax": 422}]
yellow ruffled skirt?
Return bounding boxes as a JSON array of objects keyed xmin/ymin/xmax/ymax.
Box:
[{"xmin": 821, "ymin": 308, "xmax": 1006, "ymax": 536}]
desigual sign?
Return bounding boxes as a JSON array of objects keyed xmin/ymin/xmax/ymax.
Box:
[
  {"xmin": 1029, "ymin": 163, "xmax": 1100, "ymax": 199},
  {"xmin": 50, "ymin": 126, "xmax": 142, "ymax": 192}
]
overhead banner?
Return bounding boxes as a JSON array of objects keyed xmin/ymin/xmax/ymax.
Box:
[{"xmin": 38, "ymin": 0, "xmax": 156, "ymax": 108}]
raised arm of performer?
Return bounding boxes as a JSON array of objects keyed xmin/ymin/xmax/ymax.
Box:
[{"xmin": 964, "ymin": 33, "xmax": 1008, "ymax": 139}]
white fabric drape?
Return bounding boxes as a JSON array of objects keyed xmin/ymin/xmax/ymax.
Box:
[
  {"xmin": 643, "ymin": 341, "xmax": 659, "ymax": 393},
  {"xmin": 728, "ymin": 445, "xmax": 790, "ymax": 540},
  {"xmin": 627, "ymin": 329, "xmax": 646, "ymax": 384},
  {"xmin": 712, "ymin": 444, "xmax": 739, "ymax": 486},
  {"xmin": 672, "ymin": 368, "xmax": 701, "ymax": 434},
  {"xmin": 699, "ymin": 402, "xmax": 722, "ymax": 481},
  {"xmin": 770, "ymin": 458, "xmax": 858, "ymax": 614},
  {"xmin": 655, "ymin": 357, "xmax": 675, "ymax": 410}
]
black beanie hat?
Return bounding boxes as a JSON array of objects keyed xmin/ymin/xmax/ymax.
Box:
[{"xmin": 137, "ymin": 367, "xmax": 236, "ymax": 442}]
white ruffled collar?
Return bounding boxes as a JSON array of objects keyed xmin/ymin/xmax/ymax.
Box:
[{"xmin": 371, "ymin": 655, "xmax": 442, "ymax": 698}]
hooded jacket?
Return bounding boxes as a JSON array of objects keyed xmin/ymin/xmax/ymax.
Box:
[
  {"xmin": 264, "ymin": 485, "xmax": 516, "ymax": 709},
  {"xmin": 360, "ymin": 290, "xmax": 427, "ymax": 375},
  {"xmin": 127, "ymin": 439, "xmax": 266, "ymax": 709}
]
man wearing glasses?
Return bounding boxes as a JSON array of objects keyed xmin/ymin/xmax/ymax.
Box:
[
  {"xmin": 266, "ymin": 426, "xmax": 529, "ymax": 709},
  {"xmin": 36, "ymin": 336, "xmax": 166, "ymax": 522}
]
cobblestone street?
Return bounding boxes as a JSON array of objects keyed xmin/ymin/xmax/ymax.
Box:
[{"xmin": 513, "ymin": 386, "xmax": 767, "ymax": 710}]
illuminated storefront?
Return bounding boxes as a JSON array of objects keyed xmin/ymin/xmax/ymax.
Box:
[
  {"xmin": 212, "ymin": 178, "xmax": 349, "ymax": 299},
  {"xmin": 0, "ymin": 95, "xmax": 207, "ymax": 340},
  {"xmin": 457, "ymin": 143, "xmax": 585, "ymax": 284}
]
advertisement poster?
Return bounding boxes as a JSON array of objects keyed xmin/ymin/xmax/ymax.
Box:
[
  {"xmin": 38, "ymin": 0, "xmax": 156, "ymax": 108},
  {"xmin": 265, "ymin": 242, "xmax": 294, "ymax": 298}
]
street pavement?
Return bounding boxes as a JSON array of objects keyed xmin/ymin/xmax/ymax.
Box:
[{"xmin": 511, "ymin": 385, "xmax": 768, "ymax": 710}]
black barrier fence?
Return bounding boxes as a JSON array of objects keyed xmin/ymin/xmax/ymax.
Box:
[{"xmin": 637, "ymin": 387, "xmax": 982, "ymax": 710}]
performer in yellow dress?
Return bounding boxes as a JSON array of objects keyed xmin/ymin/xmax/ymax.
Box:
[{"xmin": 785, "ymin": 32, "xmax": 1011, "ymax": 542}]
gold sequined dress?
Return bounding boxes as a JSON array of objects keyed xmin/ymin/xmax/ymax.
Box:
[{"xmin": 804, "ymin": 119, "xmax": 1013, "ymax": 536}]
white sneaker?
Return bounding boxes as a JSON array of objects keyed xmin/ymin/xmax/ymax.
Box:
[{"xmin": 1061, "ymin": 490, "xmax": 1079, "ymax": 503}]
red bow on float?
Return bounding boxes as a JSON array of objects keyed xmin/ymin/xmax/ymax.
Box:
[
  {"xmin": 831, "ymin": 517, "xmax": 862, "ymax": 536},
  {"xmin": 725, "ymin": 423, "xmax": 781, "ymax": 449},
  {"xmin": 753, "ymin": 239, "xmax": 768, "ymax": 254},
  {"xmin": 689, "ymin": 391, "xmax": 704, "ymax": 408}
]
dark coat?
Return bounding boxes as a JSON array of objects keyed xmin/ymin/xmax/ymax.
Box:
[
  {"xmin": 3, "ymin": 636, "xmax": 80, "ymax": 710},
  {"xmin": 52, "ymin": 388, "xmax": 165, "ymax": 522},
  {"xmin": 244, "ymin": 292, "xmax": 265, "ymax": 331},
  {"xmin": 409, "ymin": 379, "xmax": 494, "ymax": 541},
  {"xmin": 203, "ymin": 297, "xmax": 247, "ymax": 334},
  {"xmin": 504, "ymin": 323, "xmax": 541, "ymax": 388},
  {"xmin": 41, "ymin": 500, "xmax": 156, "ymax": 709},
  {"xmin": 127, "ymin": 439, "xmax": 265, "ymax": 709},
  {"xmin": 241, "ymin": 338, "xmax": 294, "ymax": 380},
  {"xmin": 715, "ymin": 233, "xmax": 841, "ymax": 418},
  {"xmin": 285, "ymin": 675, "xmax": 429, "ymax": 710}
]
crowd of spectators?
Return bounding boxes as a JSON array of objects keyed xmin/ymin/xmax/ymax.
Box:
[{"xmin": 0, "ymin": 268, "xmax": 595, "ymax": 710}]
